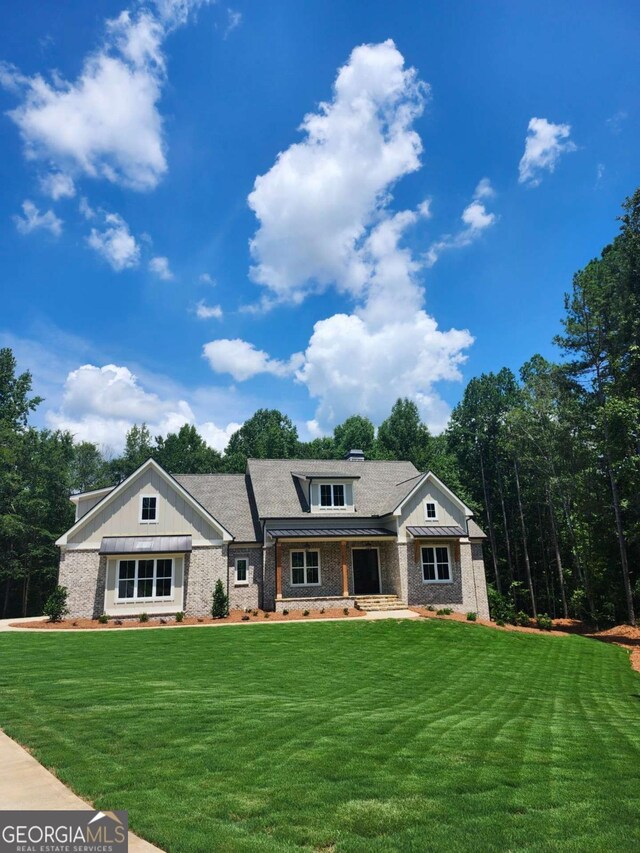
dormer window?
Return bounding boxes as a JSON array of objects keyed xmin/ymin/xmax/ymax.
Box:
[
  {"xmin": 425, "ymin": 501, "xmax": 438, "ymax": 521},
  {"xmin": 140, "ymin": 495, "xmax": 158, "ymax": 523},
  {"xmin": 321, "ymin": 483, "xmax": 345, "ymax": 507}
]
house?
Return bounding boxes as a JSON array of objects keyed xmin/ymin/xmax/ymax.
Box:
[{"xmin": 55, "ymin": 451, "xmax": 490, "ymax": 619}]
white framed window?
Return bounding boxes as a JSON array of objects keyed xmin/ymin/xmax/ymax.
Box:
[
  {"xmin": 140, "ymin": 495, "xmax": 158, "ymax": 523},
  {"xmin": 425, "ymin": 501, "xmax": 438, "ymax": 521},
  {"xmin": 235, "ymin": 557, "xmax": 249, "ymax": 585},
  {"xmin": 421, "ymin": 546, "xmax": 451, "ymax": 583},
  {"xmin": 117, "ymin": 557, "xmax": 173, "ymax": 600},
  {"xmin": 290, "ymin": 550, "xmax": 321, "ymax": 586},
  {"xmin": 320, "ymin": 483, "xmax": 345, "ymax": 508}
]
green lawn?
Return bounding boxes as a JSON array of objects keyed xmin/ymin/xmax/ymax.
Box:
[{"xmin": 0, "ymin": 620, "xmax": 639, "ymax": 852}]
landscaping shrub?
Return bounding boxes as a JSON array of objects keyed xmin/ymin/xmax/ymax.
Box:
[
  {"xmin": 537, "ymin": 613, "xmax": 553, "ymax": 631},
  {"xmin": 466, "ymin": 612, "xmax": 477, "ymax": 621},
  {"xmin": 98, "ymin": 613, "xmax": 109, "ymax": 624},
  {"xmin": 303, "ymin": 609, "xmax": 310, "ymax": 616},
  {"xmin": 426, "ymin": 605, "xmax": 435, "ymax": 611},
  {"xmin": 320, "ymin": 607, "xmax": 325, "ymax": 614},
  {"xmin": 43, "ymin": 585, "xmax": 69, "ymax": 622},
  {"xmin": 515, "ymin": 610, "xmax": 531, "ymax": 627},
  {"xmin": 211, "ymin": 579, "xmax": 229, "ymax": 619},
  {"xmin": 264, "ymin": 612, "xmax": 270, "ymax": 618},
  {"xmin": 139, "ymin": 612, "xmax": 149, "ymax": 623},
  {"xmin": 241, "ymin": 614, "xmax": 250, "ymax": 621},
  {"xmin": 487, "ymin": 586, "xmax": 516, "ymax": 624},
  {"xmin": 343, "ymin": 608, "xmax": 349, "ymax": 615},
  {"xmin": 175, "ymin": 611, "xmax": 184, "ymax": 622},
  {"xmin": 496, "ymin": 619, "xmax": 505, "ymax": 627},
  {"xmin": 282, "ymin": 609, "xmax": 289, "ymax": 615},
  {"xmin": 436, "ymin": 608, "xmax": 452, "ymax": 616},
  {"xmin": 252, "ymin": 610, "xmax": 258, "ymax": 617}
]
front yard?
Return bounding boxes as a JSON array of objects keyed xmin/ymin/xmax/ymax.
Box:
[{"xmin": 0, "ymin": 619, "xmax": 639, "ymax": 851}]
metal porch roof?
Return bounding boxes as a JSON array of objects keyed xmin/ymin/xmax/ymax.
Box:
[
  {"xmin": 99, "ymin": 535, "xmax": 193, "ymax": 555},
  {"xmin": 268, "ymin": 527, "xmax": 395, "ymax": 539},
  {"xmin": 406, "ymin": 526, "xmax": 466, "ymax": 538}
]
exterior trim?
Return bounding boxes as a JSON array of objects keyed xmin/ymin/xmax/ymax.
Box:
[
  {"xmin": 420, "ymin": 543, "xmax": 453, "ymax": 584},
  {"xmin": 350, "ymin": 545, "xmax": 381, "ymax": 594},
  {"xmin": 139, "ymin": 494, "xmax": 159, "ymax": 524},
  {"xmin": 392, "ymin": 471, "xmax": 473, "ymax": 518},
  {"xmin": 289, "ymin": 548, "xmax": 322, "ymax": 587}
]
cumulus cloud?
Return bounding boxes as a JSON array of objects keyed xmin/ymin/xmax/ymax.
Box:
[
  {"xmin": 13, "ymin": 199, "xmax": 63, "ymax": 237},
  {"xmin": 39, "ymin": 171, "xmax": 75, "ymax": 199},
  {"xmin": 149, "ymin": 255, "xmax": 174, "ymax": 279},
  {"xmin": 87, "ymin": 211, "xmax": 140, "ymax": 270},
  {"xmin": 0, "ymin": 1, "xmax": 210, "ymax": 192},
  {"xmin": 247, "ymin": 39, "xmax": 428, "ymax": 304},
  {"xmin": 518, "ymin": 117, "xmax": 576, "ymax": 187},
  {"xmin": 224, "ymin": 8, "xmax": 242, "ymax": 38},
  {"xmin": 206, "ymin": 41, "xmax": 482, "ymax": 433},
  {"xmin": 203, "ymin": 338, "xmax": 304, "ymax": 382},
  {"xmin": 47, "ymin": 362, "xmax": 240, "ymax": 452},
  {"xmin": 195, "ymin": 300, "xmax": 223, "ymax": 319},
  {"xmin": 199, "ymin": 272, "xmax": 214, "ymax": 284},
  {"xmin": 425, "ymin": 179, "xmax": 496, "ymax": 267}
]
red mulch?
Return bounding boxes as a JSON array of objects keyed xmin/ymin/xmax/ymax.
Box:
[
  {"xmin": 410, "ymin": 607, "xmax": 568, "ymax": 636},
  {"xmin": 10, "ymin": 608, "xmax": 365, "ymax": 630}
]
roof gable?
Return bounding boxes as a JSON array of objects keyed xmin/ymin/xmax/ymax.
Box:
[{"xmin": 56, "ymin": 458, "xmax": 234, "ymax": 546}]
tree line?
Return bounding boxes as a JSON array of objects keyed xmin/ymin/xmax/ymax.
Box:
[{"xmin": 1, "ymin": 188, "xmax": 638, "ymax": 624}]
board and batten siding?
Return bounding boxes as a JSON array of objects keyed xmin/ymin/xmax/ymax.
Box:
[
  {"xmin": 67, "ymin": 467, "xmax": 224, "ymax": 545},
  {"xmin": 397, "ymin": 479, "xmax": 467, "ymax": 540}
]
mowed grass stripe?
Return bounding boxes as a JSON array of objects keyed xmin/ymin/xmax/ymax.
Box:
[{"xmin": 0, "ymin": 619, "xmax": 639, "ymax": 852}]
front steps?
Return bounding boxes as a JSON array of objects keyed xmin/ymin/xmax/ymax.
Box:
[{"xmin": 355, "ymin": 594, "xmax": 406, "ymax": 612}]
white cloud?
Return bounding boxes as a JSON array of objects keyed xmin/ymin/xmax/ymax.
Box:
[
  {"xmin": 224, "ymin": 8, "xmax": 242, "ymax": 38},
  {"xmin": 0, "ymin": 1, "xmax": 210, "ymax": 192},
  {"xmin": 78, "ymin": 196, "xmax": 96, "ymax": 219},
  {"xmin": 199, "ymin": 272, "xmax": 214, "ymax": 284},
  {"xmin": 219, "ymin": 41, "xmax": 479, "ymax": 433},
  {"xmin": 605, "ymin": 110, "xmax": 627, "ymax": 134},
  {"xmin": 47, "ymin": 361, "xmax": 239, "ymax": 452},
  {"xmin": 13, "ymin": 199, "xmax": 63, "ymax": 237},
  {"xmin": 39, "ymin": 171, "xmax": 75, "ymax": 199},
  {"xmin": 247, "ymin": 39, "xmax": 428, "ymax": 304},
  {"xmin": 425, "ymin": 179, "xmax": 497, "ymax": 267},
  {"xmin": 195, "ymin": 300, "xmax": 223, "ymax": 319},
  {"xmin": 202, "ymin": 338, "xmax": 304, "ymax": 382},
  {"xmin": 518, "ymin": 117, "xmax": 576, "ymax": 187},
  {"xmin": 87, "ymin": 211, "xmax": 140, "ymax": 270},
  {"xmin": 149, "ymin": 255, "xmax": 174, "ymax": 279}
]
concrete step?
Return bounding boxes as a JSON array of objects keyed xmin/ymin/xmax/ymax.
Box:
[{"xmin": 355, "ymin": 594, "xmax": 405, "ymax": 612}]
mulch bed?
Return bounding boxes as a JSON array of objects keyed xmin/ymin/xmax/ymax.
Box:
[
  {"xmin": 410, "ymin": 607, "xmax": 568, "ymax": 636},
  {"xmin": 10, "ymin": 608, "xmax": 365, "ymax": 630}
]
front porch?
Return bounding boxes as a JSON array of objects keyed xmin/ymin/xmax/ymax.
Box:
[{"xmin": 267, "ymin": 532, "xmax": 401, "ymax": 610}]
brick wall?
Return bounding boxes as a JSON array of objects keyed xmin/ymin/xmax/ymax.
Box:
[
  {"xmin": 58, "ymin": 550, "xmax": 106, "ymax": 619},
  {"xmin": 227, "ymin": 546, "xmax": 262, "ymax": 611},
  {"xmin": 405, "ymin": 540, "xmax": 489, "ymax": 618},
  {"xmin": 183, "ymin": 545, "xmax": 227, "ymax": 616}
]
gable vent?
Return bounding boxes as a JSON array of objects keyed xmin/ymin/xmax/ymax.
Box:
[{"xmin": 344, "ymin": 449, "xmax": 365, "ymax": 462}]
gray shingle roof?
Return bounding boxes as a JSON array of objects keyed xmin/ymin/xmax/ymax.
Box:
[
  {"xmin": 467, "ymin": 518, "xmax": 487, "ymax": 539},
  {"xmin": 246, "ymin": 458, "xmax": 422, "ymax": 519},
  {"xmin": 175, "ymin": 474, "xmax": 262, "ymax": 542}
]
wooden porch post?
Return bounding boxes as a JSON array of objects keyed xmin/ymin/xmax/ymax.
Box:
[
  {"xmin": 341, "ymin": 540, "xmax": 349, "ymax": 597},
  {"xmin": 276, "ymin": 541, "xmax": 283, "ymax": 600}
]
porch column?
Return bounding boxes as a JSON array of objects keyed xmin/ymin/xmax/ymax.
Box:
[
  {"xmin": 276, "ymin": 541, "xmax": 283, "ymax": 600},
  {"xmin": 341, "ymin": 540, "xmax": 349, "ymax": 597}
]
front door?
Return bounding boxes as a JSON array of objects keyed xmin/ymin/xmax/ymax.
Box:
[{"xmin": 352, "ymin": 548, "xmax": 380, "ymax": 595}]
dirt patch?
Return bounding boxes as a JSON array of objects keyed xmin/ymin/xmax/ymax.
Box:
[{"xmin": 10, "ymin": 608, "xmax": 365, "ymax": 630}]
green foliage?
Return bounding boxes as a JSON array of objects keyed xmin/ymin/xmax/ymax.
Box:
[
  {"xmin": 211, "ymin": 579, "xmax": 229, "ymax": 618},
  {"xmin": 333, "ymin": 415, "xmax": 375, "ymax": 458},
  {"xmin": 139, "ymin": 612, "xmax": 149, "ymax": 623},
  {"xmin": 282, "ymin": 609, "xmax": 289, "ymax": 615},
  {"xmin": 175, "ymin": 611, "xmax": 184, "ymax": 622},
  {"xmin": 536, "ymin": 614, "xmax": 553, "ymax": 631},
  {"xmin": 241, "ymin": 614, "xmax": 250, "ymax": 621},
  {"xmin": 514, "ymin": 611, "xmax": 531, "ymax": 628},
  {"xmin": 224, "ymin": 409, "xmax": 298, "ymax": 472},
  {"xmin": 436, "ymin": 608, "xmax": 453, "ymax": 616},
  {"xmin": 466, "ymin": 612, "xmax": 477, "ymax": 621},
  {"xmin": 98, "ymin": 613, "xmax": 109, "ymax": 624},
  {"xmin": 343, "ymin": 607, "xmax": 349, "ymax": 615},
  {"xmin": 487, "ymin": 587, "xmax": 515, "ymax": 624},
  {"xmin": 155, "ymin": 424, "xmax": 223, "ymax": 474},
  {"xmin": 303, "ymin": 609, "xmax": 310, "ymax": 616},
  {"xmin": 42, "ymin": 585, "xmax": 68, "ymax": 622},
  {"xmin": 377, "ymin": 398, "xmax": 432, "ymax": 469}
]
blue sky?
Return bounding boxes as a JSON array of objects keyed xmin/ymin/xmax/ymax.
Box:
[{"xmin": 1, "ymin": 0, "xmax": 638, "ymax": 451}]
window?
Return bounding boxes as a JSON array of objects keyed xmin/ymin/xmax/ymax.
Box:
[
  {"xmin": 290, "ymin": 550, "xmax": 320, "ymax": 586},
  {"xmin": 235, "ymin": 557, "xmax": 248, "ymax": 585},
  {"xmin": 140, "ymin": 495, "xmax": 158, "ymax": 523},
  {"xmin": 425, "ymin": 501, "xmax": 438, "ymax": 520},
  {"xmin": 421, "ymin": 546, "xmax": 451, "ymax": 583},
  {"xmin": 320, "ymin": 483, "xmax": 345, "ymax": 507},
  {"xmin": 117, "ymin": 558, "xmax": 173, "ymax": 600}
]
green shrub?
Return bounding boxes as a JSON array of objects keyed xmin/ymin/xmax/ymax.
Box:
[
  {"xmin": 487, "ymin": 586, "xmax": 516, "ymax": 624},
  {"xmin": 139, "ymin": 612, "xmax": 149, "ymax": 623},
  {"xmin": 343, "ymin": 608, "xmax": 349, "ymax": 615},
  {"xmin": 426, "ymin": 605, "xmax": 435, "ymax": 612},
  {"xmin": 241, "ymin": 614, "xmax": 250, "ymax": 621},
  {"xmin": 496, "ymin": 619, "xmax": 505, "ymax": 627},
  {"xmin": 114, "ymin": 619, "xmax": 123, "ymax": 625},
  {"xmin": 282, "ymin": 609, "xmax": 289, "ymax": 615},
  {"xmin": 436, "ymin": 608, "xmax": 453, "ymax": 616},
  {"xmin": 252, "ymin": 609, "xmax": 259, "ymax": 617},
  {"xmin": 98, "ymin": 613, "xmax": 109, "ymax": 624},
  {"xmin": 466, "ymin": 611, "xmax": 477, "ymax": 622},
  {"xmin": 175, "ymin": 611, "xmax": 184, "ymax": 622},
  {"xmin": 320, "ymin": 607, "xmax": 325, "ymax": 614},
  {"xmin": 43, "ymin": 585, "xmax": 69, "ymax": 622},
  {"xmin": 211, "ymin": 579, "xmax": 229, "ymax": 619},
  {"xmin": 515, "ymin": 610, "xmax": 531, "ymax": 627},
  {"xmin": 537, "ymin": 613, "xmax": 553, "ymax": 631},
  {"xmin": 303, "ymin": 609, "xmax": 310, "ymax": 616},
  {"xmin": 264, "ymin": 611, "xmax": 270, "ymax": 618}
]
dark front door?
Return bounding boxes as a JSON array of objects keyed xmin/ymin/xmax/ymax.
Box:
[{"xmin": 353, "ymin": 548, "xmax": 380, "ymax": 595}]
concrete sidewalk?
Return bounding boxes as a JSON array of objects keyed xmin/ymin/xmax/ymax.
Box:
[{"xmin": 0, "ymin": 729, "xmax": 161, "ymax": 851}]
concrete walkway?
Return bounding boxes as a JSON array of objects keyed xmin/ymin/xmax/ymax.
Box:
[
  {"xmin": 0, "ymin": 729, "xmax": 161, "ymax": 851},
  {"xmin": 0, "ymin": 609, "xmax": 419, "ymax": 633}
]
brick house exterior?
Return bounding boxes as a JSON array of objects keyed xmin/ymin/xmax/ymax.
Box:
[{"xmin": 56, "ymin": 454, "xmax": 489, "ymax": 619}]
